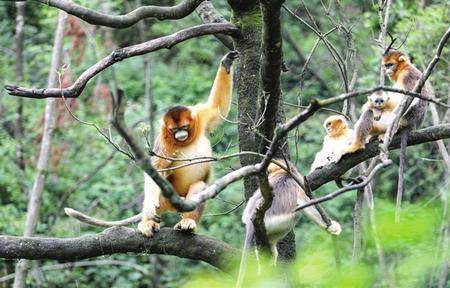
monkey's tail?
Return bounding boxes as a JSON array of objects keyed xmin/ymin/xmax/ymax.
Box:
[
  {"xmin": 395, "ymin": 129, "xmax": 408, "ymax": 223},
  {"xmin": 236, "ymin": 223, "xmax": 254, "ymax": 288},
  {"xmin": 64, "ymin": 208, "xmax": 142, "ymax": 227}
]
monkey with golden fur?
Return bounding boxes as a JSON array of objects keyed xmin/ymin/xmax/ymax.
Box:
[
  {"xmin": 236, "ymin": 160, "xmax": 341, "ymax": 287},
  {"xmin": 343, "ymin": 49, "xmax": 432, "ymax": 155},
  {"xmin": 310, "ymin": 115, "xmax": 354, "ymax": 171},
  {"xmin": 343, "ymin": 91, "xmax": 396, "ymax": 153},
  {"xmin": 138, "ymin": 51, "xmax": 239, "ymax": 237}
]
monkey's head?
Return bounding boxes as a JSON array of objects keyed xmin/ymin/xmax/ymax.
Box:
[
  {"xmin": 162, "ymin": 106, "xmax": 198, "ymax": 145},
  {"xmin": 323, "ymin": 115, "xmax": 349, "ymax": 137},
  {"xmin": 368, "ymin": 91, "xmax": 390, "ymax": 110},
  {"xmin": 382, "ymin": 50, "xmax": 411, "ymax": 81}
]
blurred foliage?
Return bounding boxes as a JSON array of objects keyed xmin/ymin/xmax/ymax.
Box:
[{"xmin": 0, "ymin": 0, "xmax": 448, "ymax": 287}]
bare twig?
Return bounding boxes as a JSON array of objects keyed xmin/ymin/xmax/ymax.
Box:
[
  {"xmin": 377, "ymin": 0, "xmax": 392, "ymax": 85},
  {"xmin": 195, "ymin": 1, "xmax": 234, "ymax": 50},
  {"xmin": 295, "ymin": 161, "xmax": 391, "ymax": 211},
  {"xmin": 203, "ymin": 200, "xmax": 246, "ymax": 217}
]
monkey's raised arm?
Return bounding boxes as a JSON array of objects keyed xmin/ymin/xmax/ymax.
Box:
[{"xmin": 194, "ymin": 51, "xmax": 238, "ymax": 131}]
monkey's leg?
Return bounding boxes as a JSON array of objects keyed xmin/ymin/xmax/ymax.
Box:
[
  {"xmin": 138, "ymin": 196, "xmax": 175, "ymax": 237},
  {"xmin": 271, "ymin": 244, "xmax": 279, "ymax": 266},
  {"xmin": 343, "ymin": 109, "xmax": 374, "ymax": 155},
  {"xmin": 174, "ymin": 181, "xmax": 206, "ymax": 232},
  {"xmin": 138, "ymin": 173, "xmax": 165, "ymax": 237}
]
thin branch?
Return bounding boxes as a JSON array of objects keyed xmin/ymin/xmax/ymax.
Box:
[
  {"xmin": 296, "ymin": 161, "xmax": 391, "ymax": 211},
  {"xmin": 203, "ymin": 200, "xmax": 246, "ymax": 217},
  {"xmin": 33, "ymin": 0, "xmax": 204, "ymax": 29},
  {"xmin": 5, "ymin": 23, "xmax": 238, "ymax": 99},
  {"xmin": 377, "ymin": 0, "xmax": 392, "ymax": 85},
  {"xmin": 195, "ymin": 1, "xmax": 234, "ymax": 49}
]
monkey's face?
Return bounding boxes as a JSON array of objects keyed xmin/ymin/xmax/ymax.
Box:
[
  {"xmin": 368, "ymin": 92, "xmax": 388, "ymax": 109},
  {"xmin": 324, "ymin": 115, "xmax": 348, "ymax": 136},
  {"xmin": 382, "ymin": 51, "xmax": 408, "ymax": 80},
  {"xmin": 163, "ymin": 106, "xmax": 197, "ymax": 144}
]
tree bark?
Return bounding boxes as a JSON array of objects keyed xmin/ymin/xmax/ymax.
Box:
[
  {"xmin": 307, "ymin": 124, "xmax": 450, "ymax": 191},
  {"xmin": 228, "ymin": 0, "xmax": 262, "ymax": 196},
  {"xmin": 13, "ymin": 10, "xmax": 67, "ymax": 288},
  {"xmin": 1, "ymin": 227, "xmax": 238, "ymax": 273}
]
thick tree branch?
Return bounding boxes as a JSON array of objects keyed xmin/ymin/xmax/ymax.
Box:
[
  {"xmin": 195, "ymin": 1, "xmax": 234, "ymax": 49},
  {"xmin": 5, "ymin": 23, "xmax": 238, "ymax": 99},
  {"xmin": 33, "ymin": 0, "xmax": 204, "ymax": 29},
  {"xmin": 307, "ymin": 124, "xmax": 450, "ymax": 190},
  {"xmin": 0, "ymin": 227, "xmax": 238, "ymax": 272},
  {"xmin": 297, "ymin": 161, "xmax": 391, "ymax": 211}
]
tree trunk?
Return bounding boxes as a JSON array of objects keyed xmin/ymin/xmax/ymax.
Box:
[
  {"xmin": 14, "ymin": 2, "xmax": 25, "ymax": 173},
  {"xmin": 228, "ymin": 0, "xmax": 262, "ymax": 197},
  {"xmin": 13, "ymin": 11, "xmax": 67, "ymax": 288}
]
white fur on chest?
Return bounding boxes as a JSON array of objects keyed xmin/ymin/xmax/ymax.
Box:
[{"xmin": 170, "ymin": 136, "xmax": 212, "ymax": 194}]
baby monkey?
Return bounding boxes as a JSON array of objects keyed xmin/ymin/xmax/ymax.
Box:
[
  {"xmin": 236, "ymin": 161, "xmax": 341, "ymax": 287},
  {"xmin": 344, "ymin": 91, "xmax": 396, "ymax": 154},
  {"xmin": 311, "ymin": 115, "xmax": 354, "ymax": 172}
]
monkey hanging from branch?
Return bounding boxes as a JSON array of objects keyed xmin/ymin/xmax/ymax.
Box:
[
  {"xmin": 236, "ymin": 160, "xmax": 341, "ymax": 288},
  {"xmin": 65, "ymin": 51, "xmax": 239, "ymax": 236}
]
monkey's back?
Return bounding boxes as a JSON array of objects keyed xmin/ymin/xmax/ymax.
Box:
[
  {"xmin": 242, "ymin": 170, "xmax": 302, "ymax": 245},
  {"xmin": 397, "ymin": 66, "xmax": 433, "ymax": 129}
]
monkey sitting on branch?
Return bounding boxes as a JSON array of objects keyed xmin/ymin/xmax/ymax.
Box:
[
  {"xmin": 343, "ymin": 44, "xmax": 432, "ymax": 155},
  {"xmin": 343, "ymin": 91, "xmax": 396, "ymax": 154},
  {"xmin": 236, "ymin": 160, "xmax": 341, "ymax": 287},
  {"xmin": 65, "ymin": 51, "xmax": 239, "ymax": 237},
  {"xmin": 310, "ymin": 115, "xmax": 355, "ymax": 171}
]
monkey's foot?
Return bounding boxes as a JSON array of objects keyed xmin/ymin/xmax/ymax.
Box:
[
  {"xmin": 221, "ymin": 51, "xmax": 239, "ymax": 73},
  {"xmin": 327, "ymin": 220, "xmax": 342, "ymax": 235},
  {"xmin": 137, "ymin": 219, "xmax": 160, "ymax": 238},
  {"xmin": 174, "ymin": 218, "xmax": 197, "ymax": 232}
]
